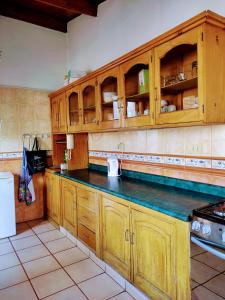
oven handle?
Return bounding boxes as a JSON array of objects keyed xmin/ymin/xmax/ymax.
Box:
[{"xmin": 191, "ymin": 236, "xmax": 225, "ymax": 260}]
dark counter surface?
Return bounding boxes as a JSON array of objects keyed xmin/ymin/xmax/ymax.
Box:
[{"xmin": 56, "ymin": 168, "xmax": 224, "ymax": 222}]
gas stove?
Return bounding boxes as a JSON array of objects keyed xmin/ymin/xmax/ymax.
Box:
[{"xmin": 191, "ymin": 201, "xmax": 225, "ymax": 250}]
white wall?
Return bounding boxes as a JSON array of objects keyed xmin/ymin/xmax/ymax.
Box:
[
  {"xmin": 0, "ymin": 16, "xmax": 66, "ymax": 90},
  {"xmin": 67, "ymin": 0, "xmax": 225, "ymax": 74}
]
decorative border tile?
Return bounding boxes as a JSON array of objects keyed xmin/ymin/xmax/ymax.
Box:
[
  {"xmin": 0, "ymin": 151, "xmax": 52, "ymax": 160},
  {"xmin": 89, "ymin": 151, "xmax": 225, "ymax": 171}
]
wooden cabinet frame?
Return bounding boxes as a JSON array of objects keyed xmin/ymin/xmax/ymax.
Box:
[
  {"xmin": 51, "ymin": 93, "xmax": 67, "ymax": 133},
  {"xmin": 66, "ymin": 86, "xmax": 82, "ymax": 132}
]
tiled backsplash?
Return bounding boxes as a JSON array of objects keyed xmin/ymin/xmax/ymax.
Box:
[
  {"xmin": 88, "ymin": 125, "xmax": 225, "ymax": 172},
  {"xmin": 0, "ymin": 86, "xmax": 52, "ymax": 154}
]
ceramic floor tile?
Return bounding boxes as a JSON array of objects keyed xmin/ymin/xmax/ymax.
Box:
[
  {"xmin": 31, "ymin": 269, "xmax": 74, "ymax": 299},
  {"xmin": 54, "ymin": 247, "xmax": 88, "ymax": 267},
  {"xmin": 192, "ymin": 285, "xmax": 224, "ymax": 300},
  {"xmin": 78, "ymin": 273, "xmax": 123, "ymax": 300},
  {"xmin": 204, "ymin": 274, "xmax": 225, "ymax": 298},
  {"xmin": 23, "ymin": 255, "xmax": 61, "ymax": 279},
  {"xmin": 0, "ymin": 252, "xmax": 20, "ymax": 271},
  {"xmin": 110, "ymin": 292, "xmax": 134, "ymax": 300},
  {"xmin": 16, "ymin": 244, "xmax": 50, "ymax": 263},
  {"xmin": 44, "ymin": 286, "xmax": 87, "ymax": 300},
  {"xmin": 65, "ymin": 258, "xmax": 104, "ymax": 283},
  {"xmin": 0, "ymin": 281, "xmax": 38, "ymax": 300},
  {"xmin": 10, "ymin": 229, "xmax": 34, "ymax": 241},
  {"xmin": 191, "ymin": 258, "xmax": 219, "ymax": 284},
  {"xmin": 0, "ymin": 238, "xmax": 9, "ymax": 244},
  {"xmin": 32, "ymin": 222, "xmax": 56, "ymax": 234},
  {"xmin": 191, "ymin": 280, "xmax": 199, "ymax": 290},
  {"xmin": 191, "ymin": 242, "xmax": 206, "ymax": 257},
  {"xmin": 0, "ymin": 265, "xmax": 27, "ymax": 289},
  {"xmin": 45, "ymin": 237, "xmax": 75, "ymax": 254},
  {"xmin": 0, "ymin": 242, "xmax": 14, "ymax": 256},
  {"xmin": 194, "ymin": 251, "xmax": 225, "ymax": 272},
  {"xmin": 27, "ymin": 219, "xmax": 45, "ymax": 228},
  {"xmin": 37, "ymin": 229, "xmax": 64, "ymax": 243},
  {"xmin": 12, "ymin": 236, "xmax": 41, "ymax": 251}
]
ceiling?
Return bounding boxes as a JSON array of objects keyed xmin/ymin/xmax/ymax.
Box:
[{"xmin": 0, "ymin": 0, "xmax": 105, "ymax": 32}]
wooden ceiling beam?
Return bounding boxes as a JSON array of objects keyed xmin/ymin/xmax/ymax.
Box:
[
  {"xmin": 0, "ymin": 3, "xmax": 67, "ymax": 32},
  {"xmin": 34, "ymin": 0, "xmax": 98, "ymax": 17}
]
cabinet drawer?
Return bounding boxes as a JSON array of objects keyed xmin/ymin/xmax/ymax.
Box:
[
  {"xmin": 78, "ymin": 223, "xmax": 96, "ymax": 251},
  {"xmin": 77, "ymin": 188, "xmax": 96, "ymax": 211},
  {"xmin": 77, "ymin": 205, "xmax": 96, "ymax": 232}
]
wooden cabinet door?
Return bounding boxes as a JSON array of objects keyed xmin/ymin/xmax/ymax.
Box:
[
  {"xmin": 51, "ymin": 96, "xmax": 59, "ymax": 133},
  {"xmin": 80, "ymin": 78, "xmax": 98, "ymax": 131},
  {"xmin": 61, "ymin": 180, "xmax": 77, "ymax": 236},
  {"xmin": 97, "ymin": 67, "xmax": 121, "ymax": 130},
  {"xmin": 58, "ymin": 93, "xmax": 67, "ymax": 132},
  {"xmin": 119, "ymin": 51, "xmax": 154, "ymax": 128},
  {"xmin": 45, "ymin": 173, "xmax": 52, "ymax": 218},
  {"xmin": 131, "ymin": 209, "xmax": 176, "ymax": 300},
  {"xmin": 51, "ymin": 175, "xmax": 61, "ymax": 225},
  {"xmin": 154, "ymin": 26, "xmax": 204, "ymax": 125},
  {"xmin": 66, "ymin": 86, "xmax": 82, "ymax": 132},
  {"xmin": 102, "ymin": 196, "xmax": 131, "ymax": 280}
]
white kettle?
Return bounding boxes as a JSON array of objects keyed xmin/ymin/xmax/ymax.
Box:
[{"xmin": 107, "ymin": 158, "xmax": 120, "ymax": 177}]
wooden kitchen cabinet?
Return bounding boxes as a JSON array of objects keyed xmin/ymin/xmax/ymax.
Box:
[
  {"xmin": 119, "ymin": 51, "xmax": 154, "ymax": 128},
  {"xmin": 66, "ymin": 86, "xmax": 82, "ymax": 132},
  {"xmin": 45, "ymin": 172, "xmax": 61, "ymax": 225},
  {"xmin": 80, "ymin": 78, "xmax": 98, "ymax": 131},
  {"xmin": 61, "ymin": 179, "xmax": 77, "ymax": 236},
  {"xmin": 102, "ymin": 196, "xmax": 131, "ymax": 280},
  {"xmin": 154, "ymin": 24, "xmax": 225, "ymax": 125},
  {"xmin": 77, "ymin": 187, "xmax": 98, "ymax": 252},
  {"xmin": 131, "ymin": 209, "xmax": 176, "ymax": 300},
  {"xmin": 51, "ymin": 93, "xmax": 67, "ymax": 133},
  {"xmin": 97, "ymin": 67, "xmax": 121, "ymax": 130}
]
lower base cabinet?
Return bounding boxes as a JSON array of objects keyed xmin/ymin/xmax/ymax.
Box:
[
  {"xmin": 45, "ymin": 173, "xmax": 191, "ymax": 300},
  {"xmin": 61, "ymin": 179, "xmax": 77, "ymax": 236},
  {"xmin": 102, "ymin": 196, "xmax": 131, "ymax": 280}
]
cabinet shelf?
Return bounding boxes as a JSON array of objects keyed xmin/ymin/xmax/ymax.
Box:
[
  {"xmin": 102, "ymin": 100, "xmax": 115, "ymax": 107},
  {"xmin": 126, "ymin": 92, "xmax": 149, "ymax": 101},
  {"xmin": 161, "ymin": 77, "xmax": 197, "ymax": 94},
  {"xmin": 70, "ymin": 109, "xmax": 79, "ymax": 113}
]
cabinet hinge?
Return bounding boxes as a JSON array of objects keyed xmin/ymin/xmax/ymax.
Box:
[
  {"xmin": 150, "ymin": 56, "xmax": 153, "ymax": 63},
  {"xmin": 95, "ymin": 80, "xmax": 98, "ymax": 86},
  {"xmin": 202, "ymin": 104, "xmax": 205, "ymax": 114},
  {"xmin": 201, "ymin": 32, "xmax": 204, "ymax": 41}
]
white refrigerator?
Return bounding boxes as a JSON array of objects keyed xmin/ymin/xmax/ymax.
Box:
[{"xmin": 0, "ymin": 172, "xmax": 16, "ymax": 238}]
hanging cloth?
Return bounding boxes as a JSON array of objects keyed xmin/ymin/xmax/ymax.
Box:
[{"xmin": 19, "ymin": 146, "xmax": 35, "ymax": 205}]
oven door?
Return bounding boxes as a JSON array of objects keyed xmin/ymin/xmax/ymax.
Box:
[{"xmin": 191, "ymin": 235, "xmax": 225, "ymax": 260}]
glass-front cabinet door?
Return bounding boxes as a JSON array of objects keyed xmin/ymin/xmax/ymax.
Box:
[
  {"xmin": 81, "ymin": 78, "xmax": 98, "ymax": 131},
  {"xmin": 154, "ymin": 27, "xmax": 203, "ymax": 125},
  {"xmin": 66, "ymin": 86, "xmax": 81, "ymax": 132},
  {"xmin": 97, "ymin": 67, "xmax": 121, "ymax": 130},
  {"xmin": 120, "ymin": 51, "xmax": 154, "ymax": 128}
]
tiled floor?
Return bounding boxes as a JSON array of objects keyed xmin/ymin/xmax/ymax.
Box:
[
  {"xmin": 0, "ymin": 219, "xmax": 135, "ymax": 300},
  {"xmin": 191, "ymin": 242, "xmax": 225, "ymax": 299},
  {"xmin": 1, "ymin": 220, "xmax": 225, "ymax": 299}
]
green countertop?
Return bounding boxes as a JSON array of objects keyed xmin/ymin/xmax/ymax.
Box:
[{"xmin": 55, "ymin": 168, "xmax": 224, "ymax": 222}]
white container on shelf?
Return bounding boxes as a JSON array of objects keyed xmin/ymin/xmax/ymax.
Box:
[
  {"xmin": 127, "ymin": 102, "xmax": 137, "ymax": 118},
  {"xmin": 0, "ymin": 172, "xmax": 16, "ymax": 239}
]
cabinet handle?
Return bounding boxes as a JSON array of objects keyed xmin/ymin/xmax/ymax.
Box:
[
  {"xmin": 124, "ymin": 229, "xmax": 130, "ymax": 241},
  {"xmin": 130, "ymin": 232, "xmax": 135, "ymax": 244}
]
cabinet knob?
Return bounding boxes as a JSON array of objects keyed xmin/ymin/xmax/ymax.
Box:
[{"xmin": 124, "ymin": 229, "xmax": 130, "ymax": 241}]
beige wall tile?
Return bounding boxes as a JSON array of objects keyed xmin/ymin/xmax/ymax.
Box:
[
  {"xmin": 146, "ymin": 128, "xmax": 164, "ymax": 154},
  {"xmin": 212, "ymin": 125, "xmax": 225, "ymax": 158},
  {"xmin": 163, "ymin": 127, "xmax": 185, "ymax": 155},
  {"xmin": 184, "ymin": 126, "xmax": 212, "ymax": 157},
  {"xmin": 0, "ymin": 87, "xmax": 51, "ymax": 153},
  {"xmin": 121, "ymin": 130, "xmax": 147, "ymax": 153}
]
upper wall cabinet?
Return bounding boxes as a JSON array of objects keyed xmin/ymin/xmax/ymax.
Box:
[
  {"xmin": 66, "ymin": 86, "xmax": 82, "ymax": 132},
  {"xmin": 81, "ymin": 78, "xmax": 98, "ymax": 131},
  {"xmin": 51, "ymin": 93, "xmax": 67, "ymax": 133},
  {"xmin": 120, "ymin": 51, "xmax": 154, "ymax": 128},
  {"xmin": 97, "ymin": 67, "xmax": 121, "ymax": 130},
  {"xmin": 154, "ymin": 24, "xmax": 225, "ymax": 125}
]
